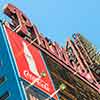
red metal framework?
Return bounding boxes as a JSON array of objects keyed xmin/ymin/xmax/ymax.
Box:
[
  {"xmin": 3, "ymin": 3, "xmax": 100, "ymax": 99},
  {"xmin": 66, "ymin": 37, "xmax": 100, "ymax": 93}
]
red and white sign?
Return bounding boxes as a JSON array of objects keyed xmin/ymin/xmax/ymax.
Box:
[{"xmin": 4, "ymin": 25, "xmax": 58, "ymax": 99}]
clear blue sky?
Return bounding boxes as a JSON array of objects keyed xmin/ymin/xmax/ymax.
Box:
[{"xmin": 0, "ymin": 0, "xmax": 99, "ymax": 49}]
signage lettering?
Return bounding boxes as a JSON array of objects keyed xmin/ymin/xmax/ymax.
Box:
[
  {"xmin": 4, "ymin": 3, "xmax": 99, "ymax": 92},
  {"xmin": 4, "ymin": 3, "xmax": 37, "ymax": 39},
  {"xmin": 24, "ymin": 70, "xmax": 50, "ymax": 91},
  {"xmin": 4, "ymin": 3, "xmax": 72, "ymax": 67},
  {"xmin": 23, "ymin": 41, "xmax": 39, "ymax": 76}
]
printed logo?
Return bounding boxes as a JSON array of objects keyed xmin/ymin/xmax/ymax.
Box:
[{"xmin": 23, "ymin": 41, "xmax": 39, "ymax": 76}]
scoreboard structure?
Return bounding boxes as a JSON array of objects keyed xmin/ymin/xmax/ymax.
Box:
[{"xmin": 0, "ymin": 3, "xmax": 100, "ymax": 100}]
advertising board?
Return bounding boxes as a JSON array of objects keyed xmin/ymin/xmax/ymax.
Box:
[{"xmin": 4, "ymin": 25, "xmax": 57, "ymax": 99}]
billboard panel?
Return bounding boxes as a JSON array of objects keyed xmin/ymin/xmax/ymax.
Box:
[{"xmin": 4, "ymin": 25, "xmax": 57, "ymax": 99}]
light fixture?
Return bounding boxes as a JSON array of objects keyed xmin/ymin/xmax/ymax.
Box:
[{"xmin": 45, "ymin": 83, "xmax": 66, "ymax": 100}]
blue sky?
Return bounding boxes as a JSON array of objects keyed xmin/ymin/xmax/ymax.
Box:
[{"xmin": 0, "ymin": 0, "xmax": 99, "ymax": 49}]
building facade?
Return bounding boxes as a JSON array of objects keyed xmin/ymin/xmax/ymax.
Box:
[{"xmin": 0, "ymin": 3, "xmax": 100, "ymax": 100}]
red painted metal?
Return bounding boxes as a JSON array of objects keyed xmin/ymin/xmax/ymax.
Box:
[
  {"xmin": 4, "ymin": 25, "xmax": 58, "ymax": 100},
  {"xmin": 3, "ymin": 3, "xmax": 100, "ymax": 95}
]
